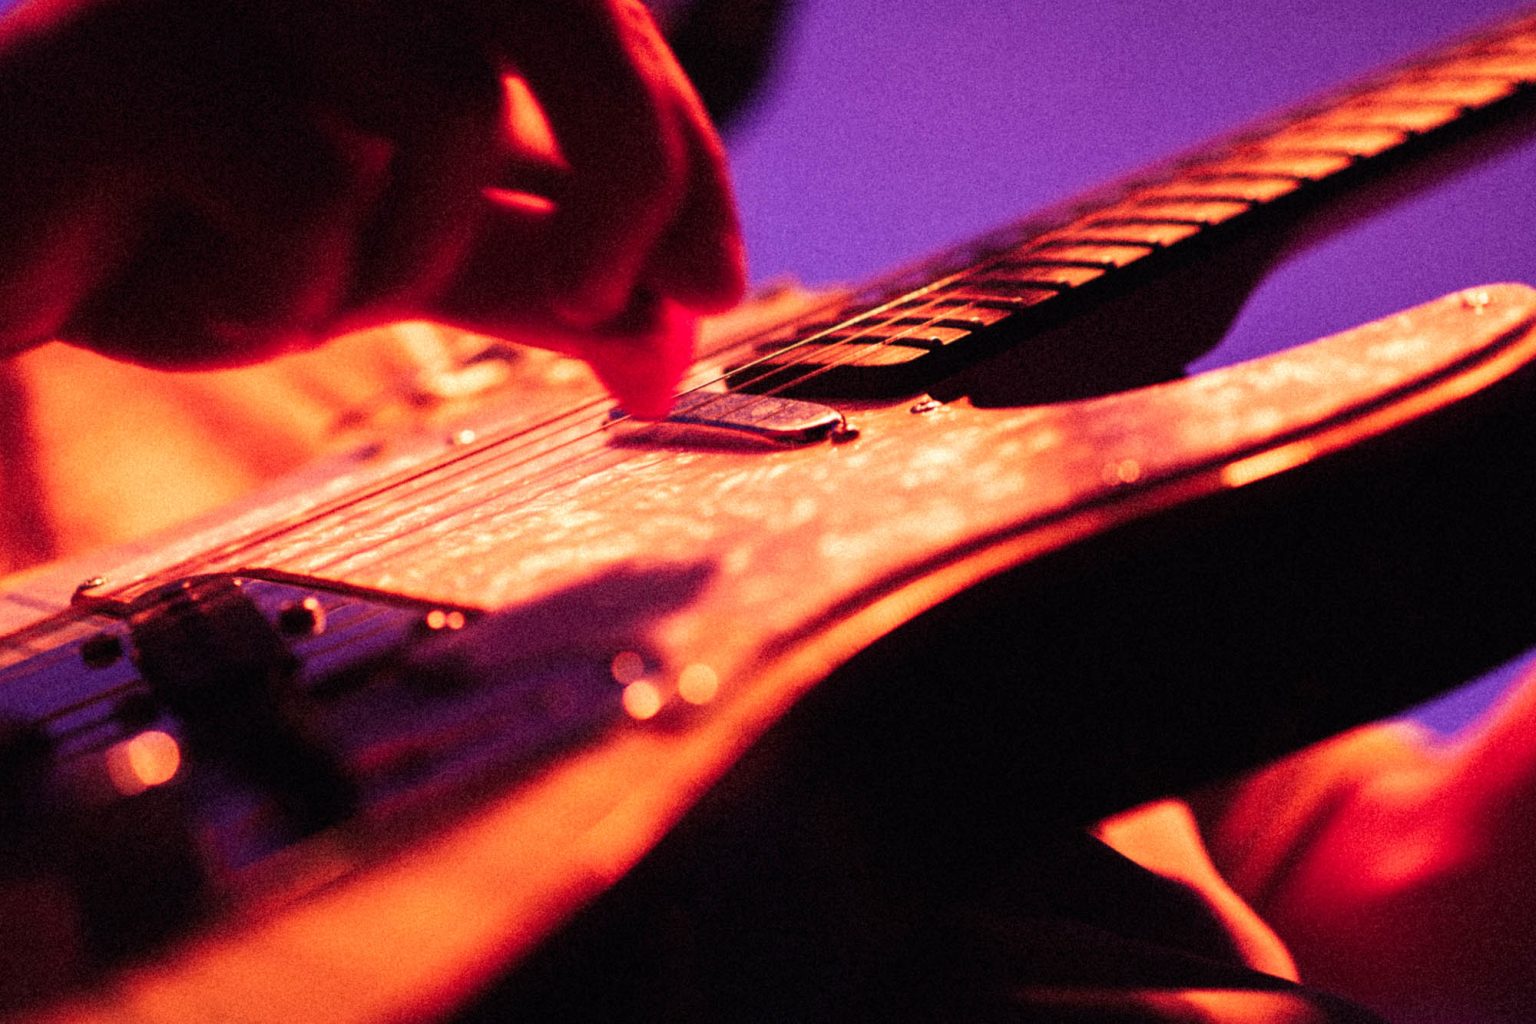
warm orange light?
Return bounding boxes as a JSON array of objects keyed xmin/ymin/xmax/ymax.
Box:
[
  {"xmin": 425, "ymin": 609, "xmax": 467, "ymax": 631},
  {"xmin": 676, "ymin": 663, "xmax": 720, "ymax": 706},
  {"xmin": 621, "ymin": 681, "xmax": 664, "ymax": 720},
  {"xmin": 1142, "ymin": 990, "xmax": 1299, "ymax": 1022},
  {"xmin": 1219, "ymin": 442, "xmax": 1316, "ymax": 489},
  {"xmin": 106, "ymin": 730, "xmax": 181, "ymax": 796}
]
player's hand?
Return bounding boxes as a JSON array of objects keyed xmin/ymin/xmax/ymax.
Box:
[{"xmin": 0, "ymin": 0, "xmax": 745, "ymax": 416}]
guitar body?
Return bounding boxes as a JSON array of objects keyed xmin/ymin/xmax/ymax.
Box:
[
  {"xmin": 1, "ymin": 282, "xmax": 1533, "ymax": 1022},
  {"xmin": 2, "ymin": 10, "xmax": 1536, "ymax": 1022}
]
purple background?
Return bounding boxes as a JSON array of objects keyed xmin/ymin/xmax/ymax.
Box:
[
  {"xmin": 0, "ymin": 0, "xmax": 1528, "ymax": 728},
  {"xmin": 721, "ymin": 0, "xmax": 1536, "ymax": 731}
]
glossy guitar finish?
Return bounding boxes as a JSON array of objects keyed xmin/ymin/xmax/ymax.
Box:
[
  {"xmin": 2, "ymin": 283, "xmax": 1533, "ymax": 1022},
  {"xmin": 2, "ymin": 10, "xmax": 1536, "ymax": 1024}
]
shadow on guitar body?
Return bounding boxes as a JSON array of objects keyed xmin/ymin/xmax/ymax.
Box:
[{"xmin": 466, "ymin": 287, "xmax": 1536, "ymax": 1022}]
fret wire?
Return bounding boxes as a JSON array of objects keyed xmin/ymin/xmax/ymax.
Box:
[
  {"xmin": 1031, "ymin": 239, "xmax": 1157, "ymax": 257},
  {"xmin": 983, "ymin": 266, "xmax": 1106, "ymax": 288},
  {"xmin": 1194, "ymin": 153, "xmax": 1357, "ymax": 179},
  {"xmin": 307, "ymin": 293, "xmax": 1075, "ymax": 581},
  {"xmin": 1309, "ymin": 111, "xmax": 1462, "ymax": 133},
  {"xmin": 292, "ymin": 307, "xmax": 1033, "ymax": 580},
  {"xmin": 217, "ymin": 287, "xmax": 1005, "ymax": 576},
  {"xmin": 1284, "ymin": 118, "xmax": 1425, "ymax": 138},
  {"xmin": 1143, "ymin": 178, "xmax": 1303, "ymax": 202},
  {"xmin": 97, "ymin": 9, "xmax": 1536, "ymax": 590},
  {"xmin": 1011, "ymin": 258, "xmax": 1133, "ymax": 274}
]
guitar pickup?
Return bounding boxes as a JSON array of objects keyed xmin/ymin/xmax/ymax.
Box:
[{"xmin": 610, "ymin": 391, "xmax": 849, "ymax": 447}]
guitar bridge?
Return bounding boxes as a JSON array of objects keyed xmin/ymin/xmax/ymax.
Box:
[{"xmin": 0, "ymin": 572, "xmax": 636, "ymax": 971}]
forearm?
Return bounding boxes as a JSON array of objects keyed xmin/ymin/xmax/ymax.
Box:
[{"xmin": 1191, "ymin": 683, "xmax": 1536, "ymax": 1023}]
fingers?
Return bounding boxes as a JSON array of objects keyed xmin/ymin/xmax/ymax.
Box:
[
  {"xmin": 524, "ymin": 290, "xmax": 700, "ymax": 421},
  {"xmin": 4, "ymin": 0, "xmax": 746, "ymax": 407},
  {"xmin": 473, "ymin": 0, "xmax": 687, "ymax": 323},
  {"xmin": 56, "ymin": 0, "xmax": 504, "ymax": 366},
  {"xmin": 644, "ymin": 102, "xmax": 747, "ymax": 314},
  {"xmin": 63, "ymin": 17, "xmax": 399, "ymax": 365},
  {"xmin": 284, "ymin": 4, "xmax": 508, "ymax": 317},
  {"xmin": 425, "ymin": 0, "xmax": 742, "ymax": 412},
  {"xmin": 467, "ymin": 0, "xmax": 745, "ymax": 324}
]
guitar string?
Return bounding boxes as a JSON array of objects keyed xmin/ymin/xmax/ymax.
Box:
[
  {"xmin": 4, "ymin": 43, "xmax": 1505, "ymax": 600},
  {"xmin": 207, "ymin": 282, "xmax": 1044, "ymax": 582},
  {"xmin": 137, "ymin": 273, "xmax": 995, "ymax": 582},
  {"xmin": 121, "ymin": 21, "xmax": 1536, "ymax": 584},
  {"xmin": 185, "ymin": 95, "xmax": 1536, "ymax": 583},
  {"xmin": 1, "ymin": 24, "xmax": 1530, "ymax": 663},
  {"xmin": 238, "ymin": 55, "xmax": 1496, "ymax": 581},
  {"xmin": 148, "ymin": 203, "xmax": 1093, "ymax": 581}
]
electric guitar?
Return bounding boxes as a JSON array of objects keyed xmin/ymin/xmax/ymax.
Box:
[{"xmin": 4, "ymin": 10, "xmax": 1536, "ymax": 1022}]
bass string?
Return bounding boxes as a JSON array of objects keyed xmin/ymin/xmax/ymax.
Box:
[
  {"xmin": 160, "ymin": 242, "xmax": 1053, "ymax": 583},
  {"xmin": 301, "ymin": 292, "xmax": 1040, "ymax": 572},
  {"xmin": 3, "ymin": 21, "xmax": 1530, "ymax": 694},
  {"xmin": 29, "ymin": 13, "xmax": 1536, "ymax": 586},
  {"xmin": 282, "ymin": 284, "xmax": 1053, "ymax": 583},
  {"xmin": 144, "ymin": 289, "xmax": 892, "ymax": 580}
]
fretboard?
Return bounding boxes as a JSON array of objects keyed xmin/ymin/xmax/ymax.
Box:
[{"xmin": 729, "ymin": 11, "xmax": 1536, "ymax": 398}]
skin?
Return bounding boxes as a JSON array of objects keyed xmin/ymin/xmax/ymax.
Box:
[
  {"xmin": 0, "ymin": 0, "xmax": 745, "ymax": 417},
  {"xmin": 7, "ymin": 3, "xmax": 1536, "ymax": 1019},
  {"xmin": 1199, "ymin": 691, "xmax": 1536, "ymax": 1024}
]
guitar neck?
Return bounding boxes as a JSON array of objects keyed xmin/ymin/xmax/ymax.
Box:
[{"xmin": 734, "ymin": 11, "xmax": 1536, "ymax": 397}]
